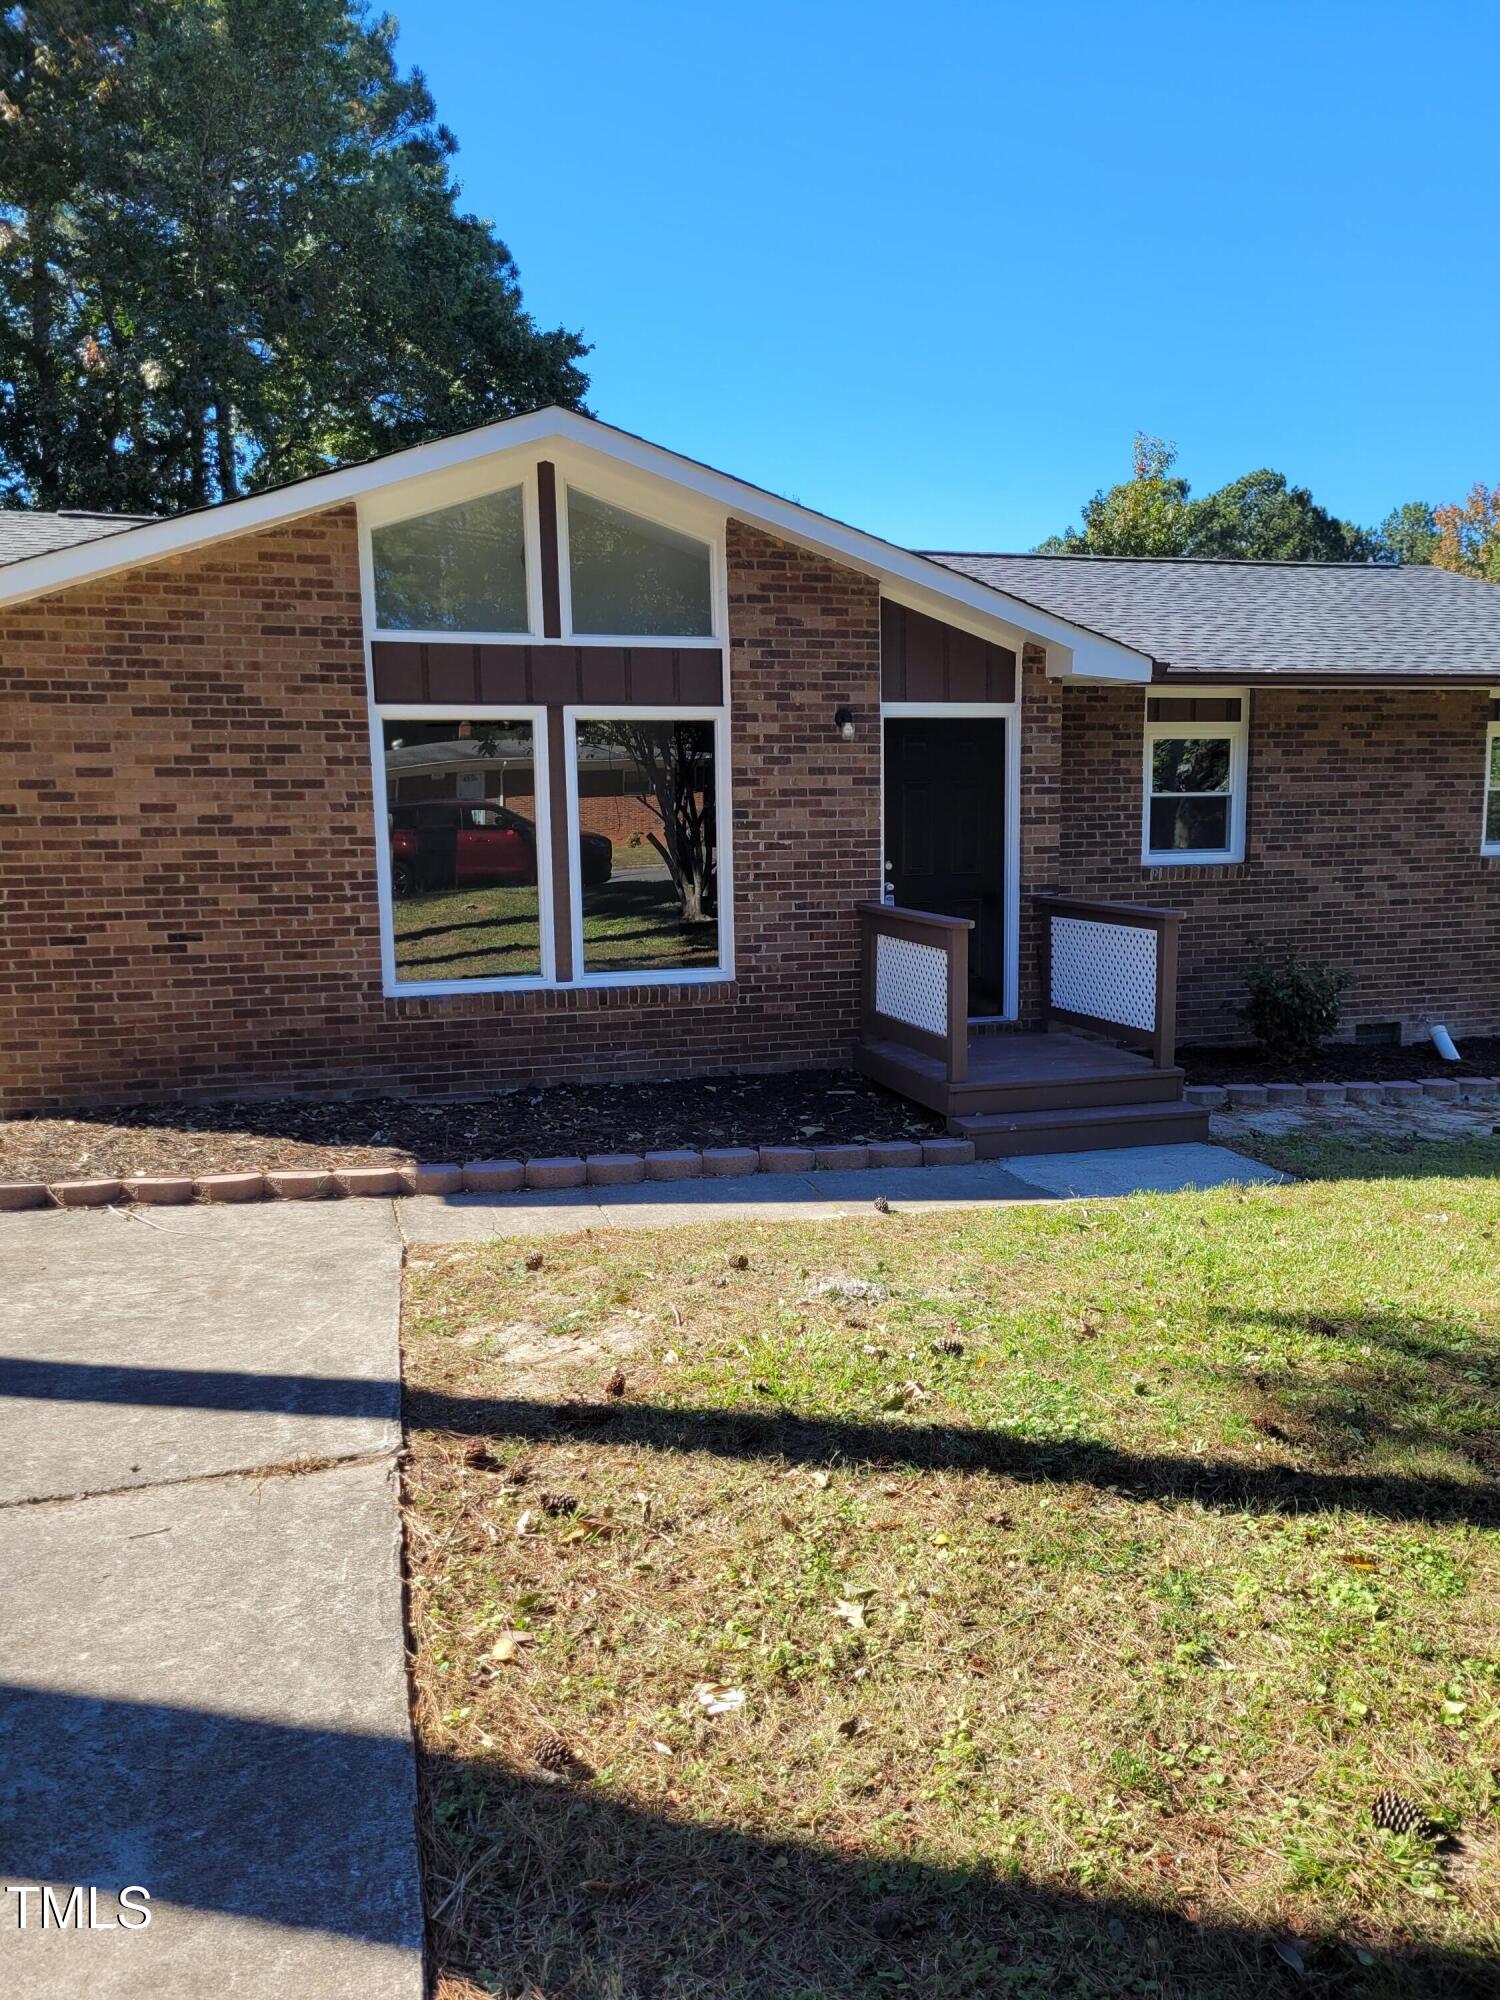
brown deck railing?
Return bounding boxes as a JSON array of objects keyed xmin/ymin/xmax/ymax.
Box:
[
  {"xmin": 857, "ymin": 901, "xmax": 971, "ymax": 1084},
  {"xmin": 1035, "ymin": 894, "xmax": 1183, "ymax": 1071}
]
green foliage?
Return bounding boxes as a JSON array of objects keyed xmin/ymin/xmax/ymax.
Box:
[
  {"xmin": 1043, "ymin": 440, "xmax": 1442, "ymax": 566},
  {"xmin": 0, "ymin": 1, "xmax": 589, "ymax": 512},
  {"xmin": 1186, "ymin": 467, "xmax": 1374, "ymax": 562},
  {"xmin": 1040, "ymin": 432, "xmax": 1193, "ymax": 556},
  {"xmin": 1242, "ymin": 949, "xmax": 1349, "ymax": 1063},
  {"xmin": 1374, "ymin": 499, "xmax": 1438, "ymax": 567}
]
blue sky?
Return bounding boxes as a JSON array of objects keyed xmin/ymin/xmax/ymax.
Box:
[{"xmin": 395, "ymin": 1, "xmax": 1499, "ymax": 552}]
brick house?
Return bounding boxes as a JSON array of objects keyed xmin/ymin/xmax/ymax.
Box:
[{"xmin": 1, "ymin": 408, "xmax": 1496, "ymax": 1153}]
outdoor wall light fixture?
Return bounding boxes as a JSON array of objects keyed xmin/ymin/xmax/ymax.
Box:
[{"xmin": 834, "ymin": 706, "xmax": 857, "ymax": 740}]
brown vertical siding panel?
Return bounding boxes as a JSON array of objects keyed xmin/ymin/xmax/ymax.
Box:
[
  {"xmin": 426, "ymin": 644, "xmax": 479, "ymax": 704},
  {"xmin": 535, "ymin": 461, "xmax": 563, "ymax": 639},
  {"xmin": 476, "ymin": 644, "xmax": 531, "ymax": 705},
  {"xmin": 371, "ymin": 642, "xmax": 425, "ymax": 702}
]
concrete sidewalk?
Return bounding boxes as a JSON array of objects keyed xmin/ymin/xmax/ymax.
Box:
[
  {"xmin": 397, "ymin": 1140, "xmax": 1286, "ymax": 1241},
  {"xmin": 0, "ymin": 1204, "xmax": 421, "ymax": 1999}
]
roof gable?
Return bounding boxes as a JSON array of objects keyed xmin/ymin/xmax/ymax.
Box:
[{"xmin": 0, "ymin": 410, "xmax": 1151, "ymax": 682}]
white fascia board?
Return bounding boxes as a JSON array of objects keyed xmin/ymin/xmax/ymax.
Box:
[{"xmin": 0, "ymin": 405, "xmax": 1151, "ymax": 680}]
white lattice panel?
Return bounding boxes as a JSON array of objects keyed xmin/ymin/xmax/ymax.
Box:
[
  {"xmin": 1050, "ymin": 916, "xmax": 1157, "ymax": 1032},
  {"xmin": 875, "ymin": 931, "xmax": 949, "ymax": 1036}
]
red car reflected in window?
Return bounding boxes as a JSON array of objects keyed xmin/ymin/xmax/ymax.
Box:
[{"xmin": 389, "ymin": 800, "xmax": 611, "ymax": 896}]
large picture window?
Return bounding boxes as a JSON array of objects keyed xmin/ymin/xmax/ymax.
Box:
[
  {"xmin": 566, "ymin": 488, "xmax": 714, "ymax": 637},
  {"xmin": 371, "ymin": 486, "xmax": 529, "ymax": 633},
  {"xmin": 380, "ymin": 716, "xmax": 548, "ymax": 987},
  {"xmin": 570, "ymin": 716, "xmax": 723, "ymax": 976},
  {"xmin": 1142, "ymin": 693, "xmax": 1247, "ymax": 864}
]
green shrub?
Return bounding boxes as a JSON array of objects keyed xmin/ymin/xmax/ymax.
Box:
[{"xmin": 1242, "ymin": 950, "xmax": 1349, "ymax": 1063}]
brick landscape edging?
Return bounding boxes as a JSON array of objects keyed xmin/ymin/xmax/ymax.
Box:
[
  {"xmin": 1185, "ymin": 1076, "xmax": 1500, "ymax": 1111},
  {"xmin": 0, "ymin": 1137, "xmax": 978, "ymax": 1214}
]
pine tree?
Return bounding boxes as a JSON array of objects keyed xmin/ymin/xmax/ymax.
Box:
[{"xmin": 0, "ymin": 1, "xmax": 588, "ymax": 513}]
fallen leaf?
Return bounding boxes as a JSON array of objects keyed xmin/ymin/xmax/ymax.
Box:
[
  {"xmin": 491, "ymin": 1631, "xmax": 534, "ymax": 1663},
  {"xmin": 514, "ymin": 1509, "xmax": 535, "ymax": 1538},
  {"xmin": 812, "ymin": 1471, "xmax": 831, "ymax": 1490},
  {"xmin": 692, "ymin": 1682, "xmax": 746, "ymax": 1716},
  {"xmin": 833, "ymin": 1597, "xmax": 870, "ymax": 1630}
]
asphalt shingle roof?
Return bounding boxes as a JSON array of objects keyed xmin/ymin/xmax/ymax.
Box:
[
  {"xmin": 0, "ymin": 510, "xmax": 153, "ymax": 569},
  {"xmin": 923, "ymin": 552, "xmax": 1500, "ymax": 681}
]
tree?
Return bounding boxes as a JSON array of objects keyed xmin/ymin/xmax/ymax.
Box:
[
  {"xmin": 1372, "ymin": 500, "xmax": 1437, "ymax": 567},
  {"xmin": 1185, "ymin": 468, "xmax": 1375, "ymax": 563},
  {"xmin": 1040, "ymin": 435, "xmax": 1382, "ymax": 563},
  {"xmin": 581, "ymin": 719, "xmax": 717, "ymax": 925},
  {"xmin": 0, "ymin": 1, "xmax": 589, "ymax": 513},
  {"xmin": 1431, "ymin": 483, "xmax": 1500, "ymax": 581},
  {"xmin": 1040, "ymin": 432, "xmax": 1192, "ymax": 556}
]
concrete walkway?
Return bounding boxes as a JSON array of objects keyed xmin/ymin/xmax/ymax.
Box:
[
  {"xmin": 398, "ymin": 1140, "xmax": 1286, "ymax": 1241},
  {"xmin": 0, "ymin": 1203, "xmax": 421, "ymax": 1999}
]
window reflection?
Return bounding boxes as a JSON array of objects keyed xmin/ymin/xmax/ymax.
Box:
[
  {"xmin": 383, "ymin": 719, "xmax": 542, "ymax": 981},
  {"xmin": 574, "ymin": 719, "xmax": 718, "ymax": 972}
]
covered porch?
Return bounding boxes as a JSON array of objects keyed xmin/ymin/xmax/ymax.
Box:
[{"xmin": 855, "ymin": 896, "xmax": 1209, "ymax": 1156}]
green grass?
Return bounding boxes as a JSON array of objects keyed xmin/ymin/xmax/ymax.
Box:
[
  {"xmin": 1232, "ymin": 1127, "xmax": 1500, "ymax": 1184},
  {"xmin": 579, "ymin": 874, "xmax": 718, "ymax": 972},
  {"xmin": 392, "ymin": 884, "xmax": 542, "ymax": 981},
  {"xmin": 403, "ymin": 1171, "xmax": 1500, "ymax": 1998}
]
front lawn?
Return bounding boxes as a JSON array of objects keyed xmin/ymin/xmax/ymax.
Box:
[{"xmin": 402, "ymin": 1173, "xmax": 1500, "ymax": 1998}]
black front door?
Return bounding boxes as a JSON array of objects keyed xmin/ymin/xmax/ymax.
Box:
[{"xmin": 883, "ymin": 716, "xmax": 1006, "ymax": 1014}]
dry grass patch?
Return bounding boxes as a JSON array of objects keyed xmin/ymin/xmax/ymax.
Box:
[{"xmin": 401, "ymin": 1179, "xmax": 1500, "ymax": 1998}]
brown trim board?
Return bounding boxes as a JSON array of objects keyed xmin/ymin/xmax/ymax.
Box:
[
  {"xmin": 536, "ymin": 460, "xmax": 563, "ymax": 638},
  {"xmin": 371, "ymin": 641, "xmax": 724, "ymax": 706}
]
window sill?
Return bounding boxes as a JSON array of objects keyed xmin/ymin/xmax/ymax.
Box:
[
  {"xmin": 383, "ymin": 975, "xmax": 737, "ymax": 1008},
  {"xmin": 1141, "ymin": 853, "xmax": 1246, "ymax": 871}
]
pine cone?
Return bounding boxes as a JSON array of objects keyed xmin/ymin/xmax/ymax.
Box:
[
  {"xmin": 604, "ymin": 1368, "xmax": 627, "ymax": 1399},
  {"xmin": 523, "ymin": 1250, "xmax": 544, "ymax": 1272},
  {"xmin": 540, "ymin": 1490, "xmax": 578, "ymax": 1517},
  {"xmin": 531, "ymin": 1729, "xmax": 572, "ymax": 1773},
  {"xmin": 1372, "ymin": 1788, "xmax": 1432, "ymax": 1838},
  {"xmin": 726, "ymin": 1252, "xmax": 749, "ymax": 1269},
  {"xmin": 873, "ymin": 1195, "xmax": 891, "ymax": 1214},
  {"xmin": 931, "ymin": 1335, "xmax": 964, "ymax": 1357}
]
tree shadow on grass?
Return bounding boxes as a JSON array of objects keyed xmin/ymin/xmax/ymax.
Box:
[
  {"xmin": 1207, "ymin": 1306, "xmax": 1500, "ymax": 1479},
  {"xmin": 417, "ymin": 1748, "xmax": 1494, "ymax": 2000}
]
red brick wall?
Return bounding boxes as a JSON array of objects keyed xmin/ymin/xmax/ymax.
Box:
[
  {"xmin": 0, "ymin": 508, "xmax": 882, "ymax": 1112},
  {"xmin": 1053, "ymin": 684, "xmax": 1500, "ymax": 1044}
]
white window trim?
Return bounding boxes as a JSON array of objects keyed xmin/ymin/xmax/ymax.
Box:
[
  {"xmin": 361, "ymin": 461, "xmax": 544, "ymax": 644},
  {"xmin": 1484, "ymin": 717, "xmax": 1500, "ymax": 856},
  {"xmin": 557, "ymin": 475, "xmax": 723, "ymax": 648},
  {"xmin": 564, "ymin": 706, "xmax": 734, "ymax": 988},
  {"xmin": 370, "ymin": 704, "xmax": 556, "ymax": 999},
  {"xmin": 1141, "ymin": 687, "xmax": 1249, "ymax": 867}
]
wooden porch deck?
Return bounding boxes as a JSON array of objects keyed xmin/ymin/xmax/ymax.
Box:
[
  {"xmin": 855, "ymin": 898, "xmax": 1209, "ymax": 1157},
  {"xmin": 856, "ymin": 1028, "xmax": 1208, "ymax": 1156}
]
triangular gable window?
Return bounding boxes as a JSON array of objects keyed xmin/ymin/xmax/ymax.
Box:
[
  {"xmin": 372, "ymin": 485, "xmax": 528, "ymax": 633},
  {"xmin": 566, "ymin": 489, "xmax": 712, "ymax": 637}
]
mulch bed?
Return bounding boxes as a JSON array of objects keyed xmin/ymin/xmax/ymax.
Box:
[
  {"xmin": 0, "ymin": 1070, "xmax": 943, "ymax": 1183},
  {"xmin": 1178, "ymin": 1036, "xmax": 1500, "ymax": 1087}
]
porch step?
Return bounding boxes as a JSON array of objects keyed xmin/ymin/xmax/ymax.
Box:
[{"xmin": 953, "ymin": 1098, "xmax": 1211, "ymax": 1159}]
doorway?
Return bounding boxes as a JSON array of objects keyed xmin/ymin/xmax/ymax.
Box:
[{"xmin": 883, "ymin": 714, "xmax": 1007, "ymax": 1015}]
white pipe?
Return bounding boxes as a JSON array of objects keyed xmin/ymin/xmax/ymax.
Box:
[{"xmin": 1430, "ymin": 1023, "xmax": 1461, "ymax": 1062}]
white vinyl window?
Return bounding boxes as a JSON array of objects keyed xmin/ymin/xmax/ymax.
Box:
[
  {"xmin": 564, "ymin": 710, "xmax": 731, "ymax": 984},
  {"xmin": 370, "ymin": 484, "xmax": 530, "ymax": 635},
  {"xmin": 562, "ymin": 486, "xmax": 715, "ymax": 639},
  {"xmin": 1142, "ymin": 691, "xmax": 1248, "ymax": 865},
  {"xmin": 1484, "ymin": 720, "xmax": 1500, "ymax": 855},
  {"xmin": 372, "ymin": 709, "xmax": 554, "ymax": 996}
]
